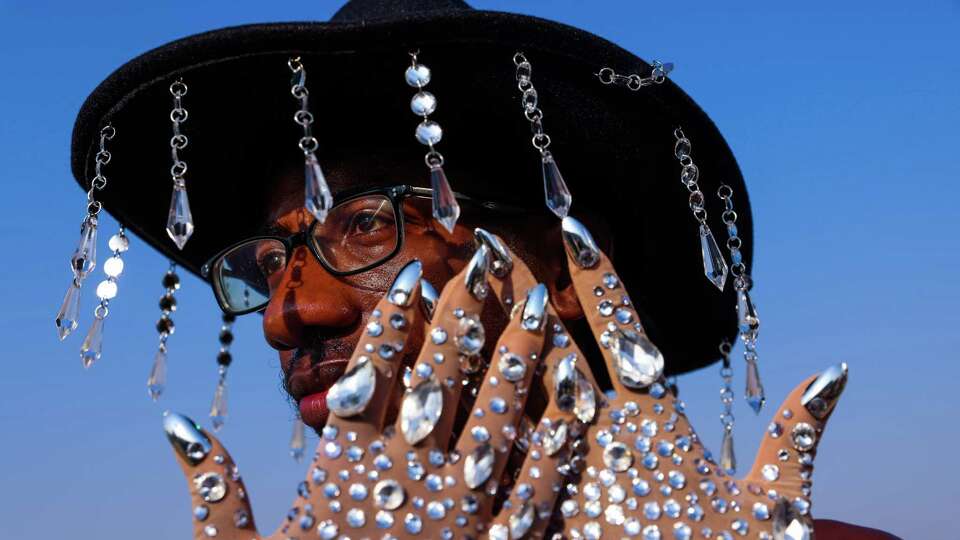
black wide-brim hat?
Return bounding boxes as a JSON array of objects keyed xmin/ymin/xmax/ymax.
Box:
[{"xmin": 70, "ymin": 0, "xmax": 753, "ymax": 374}]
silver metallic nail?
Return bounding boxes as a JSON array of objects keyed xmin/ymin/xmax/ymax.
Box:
[
  {"xmin": 800, "ymin": 362, "xmax": 848, "ymax": 420},
  {"xmin": 419, "ymin": 278, "xmax": 439, "ymax": 323},
  {"xmin": 162, "ymin": 410, "xmax": 212, "ymax": 466},
  {"xmin": 561, "ymin": 216, "xmax": 600, "ymax": 268},
  {"xmin": 474, "ymin": 228, "xmax": 513, "ymax": 278},
  {"xmin": 464, "ymin": 245, "xmax": 490, "ymax": 300},
  {"xmin": 388, "ymin": 259, "xmax": 423, "ymax": 307},
  {"xmin": 521, "ymin": 283, "xmax": 549, "ymax": 333}
]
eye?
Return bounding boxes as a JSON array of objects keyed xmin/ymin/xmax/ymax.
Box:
[
  {"xmin": 256, "ymin": 249, "xmax": 287, "ymax": 279},
  {"xmin": 347, "ymin": 208, "xmax": 391, "ymax": 236}
]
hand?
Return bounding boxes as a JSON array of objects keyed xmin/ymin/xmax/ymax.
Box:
[{"xmin": 163, "ymin": 249, "xmax": 567, "ymax": 539}]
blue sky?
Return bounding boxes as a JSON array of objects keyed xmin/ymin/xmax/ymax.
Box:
[{"xmin": 1, "ymin": 1, "xmax": 957, "ymax": 538}]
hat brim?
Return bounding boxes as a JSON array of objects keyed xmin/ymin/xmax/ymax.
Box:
[{"xmin": 70, "ymin": 9, "xmax": 752, "ymax": 374}]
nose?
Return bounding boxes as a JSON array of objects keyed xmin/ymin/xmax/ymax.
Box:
[{"xmin": 262, "ymin": 246, "xmax": 360, "ymax": 350}]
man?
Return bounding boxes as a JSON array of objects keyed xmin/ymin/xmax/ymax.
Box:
[{"xmin": 68, "ymin": 0, "xmax": 899, "ymax": 537}]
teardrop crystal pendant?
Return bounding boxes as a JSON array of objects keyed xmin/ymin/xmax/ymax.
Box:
[
  {"xmin": 326, "ymin": 356, "xmax": 376, "ymax": 418},
  {"xmin": 290, "ymin": 418, "xmax": 306, "ymax": 462},
  {"xmin": 400, "ymin": 377, "xmax": 443, "ymax": 445},
  {"xmin": 305, "ymin": 152, "xmax": 334, "ymax": 223},
  {"xmin": 463, "ymin": 443, "xmax": 494, "ymax": 489},
  {"xmin": 71, "ymin": 217, "xmax": 98, "ymax": 279},
  {"xmin": 737, "ymin": 289, "xmax": 760, "ymax": 333},
  {"xmin": 610, "ymin": 329, "xmax": 664, "ymax": 389},
  {"xmin": 166, "ymin": 183, "xmax": 194, "ymax": 250},
  {"xmin": 147, "ymin": 348, "xmax": 168, "ymax": 401},
  {"xmin": 55, "ymin": 281, "xmax": 82, "ymax": 340},
  {"xmin": 79, "ymin": 317, "xmax": 104, "ymax": 369},
  {"xmin": 699, "ymin": 224, "xmax": 728, "ymax": 291},
  {"xmin": 720, "ymin": 427, "xmax": 736, "ymax": 473},
  {"xmin": 210, "ymin": 377, "xmax": 228, "ymax": 431},
  {"xmin": 429, "ymin": 165, "xmax": 460, "ymax": 233},
  {"xmin": 745, "ymin": 359, "xmax": 766, "ymax": 414},
  {"xmin": 541, "ymin": 152, "xmax": 572, "ymax": 219}
]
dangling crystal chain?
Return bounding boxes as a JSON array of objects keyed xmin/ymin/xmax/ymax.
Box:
[
  {"xmin": 718, "ymin": 340, "xmax": 737, "ymax": 474},
  {"xmin": 404, "ymin": 50, "xmax": 460, "ymax": 233},
  {"xmin": 718, "ymin": 183, "xmax": 765, "ymax": 413},
  {"xmin": 166, "ymin": 80, "xmax": 194, "ymax": 249},
  {"xmin": 513, "ymin": 52, "xmax": 572, "ymax": 219},
  {"xmin": 595, "ymin": 60, "xmax": 674, "ymax": 90},
  {"xmin": 209, "ymin": 312, "xmax": 236, "ymax": 431},
  {"xmin": 148, "ymin": 263, "xmax": 180, "ymax": 401},
  {"xmin": 79, "ymin": 226, "xmax": 130, "ymax": 368},
  {"xmin": 673, "ymin": 128, "xmax": 729, "ymax": 291},
  {"xmin": 288, "ymin": 57, "xmax": 334, "ymax": 224},
  {"xmin": 56, "ymin": 124, "xmax": 115, "ymax": 341}
]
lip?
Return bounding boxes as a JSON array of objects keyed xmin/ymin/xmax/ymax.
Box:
[{"xmin": 288, "ymin": 357, "xmax": 350, "ymax": 428}]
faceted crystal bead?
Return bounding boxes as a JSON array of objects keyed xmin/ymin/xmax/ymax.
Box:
[
  {"xmin": 166, "ymin": 184, "xmax": 195, "ymax": 250},
  {"xmin": 96, "ymin": 279, "xmax": 117, "ymax": 300},
  {"xmin": 410, "ymin": 91, "xmax": 437, "ymax": 116},
  {"xmin": 103, "ymin": 256, "xmax": 124, "ymax": 278},
  {"xmin": 791, "ymin": 423, "xmax": 817, "ymax": 452},
  {"xmin": 603, "ymin": 442, "xmax": 634, "ymax": 472},
  {"xmin": 305, "ymin": 153, "xmax": 334, "ymax": 223},
  {"xmin": 745, "ymin": 359, "xmax": 766, "ymax": 414},
  {"xmin": 290, "ymin": 419, "xmax": 306, "ymax": 462},
  {"xmin": 55, "ymin": 281, "xmax": 81, "ymax": 340},
  {"xmin": 326, "ymin": 356, "xmax": 376, "ymax": 417},
  {"xmin": 509, "ymin": 501, "xmax": 535, "ymax": 538},
  {"xmin": 772, "ymin": 497, "xmax": 813, "ymax": 540},
  {"xmin": 71, "ymin": 217, "xmax": 98, "ymax": 279},
  {"xmin": 498, "ymin": 352, "xmax": 526, "ymax": 382},
  {"xmin": 210, "ymin": 379, "xmax": 228, "ymax": 431},
  {"xmin": 80, "ymin": 317, "xmax": 104, "ymax": 368},
  {"xmin": 405, "ymin": 64, "xmax": 431, "ymax": 87},
  {"xmin": 400, "ymin": 377, "xmax": 443, "ymax": 445},
  {"xmin": 720, "ymin": 428, "xmax": 736, "ymax": 473},
  {"xmin": 463, "ymin": 444, "xmax": 494, "ymax": 489},
  {"xmin": 610, "ymin": 329, "xmax": 664, "ymax": 388},
  {"xmin": 455, "ymin": 314, "xmax": 485, "ymax": 356},
  {"xmin": 429, "ymin": 165, "xmax": 460, "ymax": 233},
  {"xmin": 737, "ymin": 289, "xmax": 760, "ymax": 333},
  {"xmin": 699, "ymin": 224, "xmax": 728, "ymax": 291},
  {"xmin": 541, "ymin": 153, "xmax": 572, "ymax": 219},
  {"xmin": 194, "ymin": 472, "xmax": 228, "ymax": 503},
  {"xmin": 108, "ymin": 232, "xmax": 129, "ymax": 253},
  {"xmin": 415, "ymin": 120, "xmax": 443, "ymax": 145},
  {"xmin": 147, "ymin": 348, "xmax": 168, "ymax": 401}
]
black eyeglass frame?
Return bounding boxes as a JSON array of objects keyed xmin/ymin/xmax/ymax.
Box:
[{"xmin": 200, "ymin": 184, "xmax": 523, "ymax": 315}]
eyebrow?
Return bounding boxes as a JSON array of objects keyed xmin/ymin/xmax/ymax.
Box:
[{"xmin": 258, "ymin": 222, "xmax": 291, "ymax": 237}]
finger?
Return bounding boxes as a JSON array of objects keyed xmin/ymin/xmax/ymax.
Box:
[
  {"xmin": 746, "ymin": 363, "xmax": 848, "ymax": 504},
  {"xmin": 394, "ymin": 246, "xmax": 488, "ymax": 449},
  {"xmin": 561, "ymin": 215, "xmax": 666, "ymax": 394},
  {"xmin": 163, "ymin": 411, "xmax": 259, "ymax": 540},
  {"xmin": 454, "ymin": 284, "xmax": 548, "ymax": 499},
  {"xmin": 323, "ymin": 259, "xmax": 423, "ymax": 437}
]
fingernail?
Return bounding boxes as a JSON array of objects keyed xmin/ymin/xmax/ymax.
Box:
[
  {"xmin": 474, "ymin": 228, "xmax": 513, "ymax": 278},
  {"xmin": 464, "ymin": 245, "xmax": 490, "ymax": 300},
  {"xmin": 388, "ymin": 259, "xmax": 423, "ymax": 307},
  {"xmin": 800, "ymin": 362, "xmax": 848, "ymax": 420},
  {"xmin": 162, "ymin": 410, "xmax": 212, "ymax": 466},
  {"xmin": 561, "ymin": 216, "xmax": 600, "ymax": 268},
  {"xmin": 419, "ymin": 278, "xmax": 439, "ymax": 323},
  {"xmin": 521, "ymin": 283, "xmax": 549, "ymax": 333}
]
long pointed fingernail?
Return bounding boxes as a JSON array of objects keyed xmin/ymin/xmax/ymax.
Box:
[
  {"xmin": 389, "ymin": 259, "xmax": 423, "ymax": 307},
  {"xmin": 474, "ymin": 228, "xmax": 513, "ymax": 278},
  {"xmin": 521, "ymin": 283, "xmax": 549, "ymax": 333},
  {"xmin": 464, "ymin": 245, "xmax": 490, "ymax": 300},
  {"xmin": 561, "ymin": 216, "xmax": 600, "ymax": 268},
  {"xmin": 162, "ymin": 411, "xmax": 212, "ymax": 466},
  {"xmin": 801, "ymin": 362, "xmax": 848, "ymax": 419},
  {"xmin": 419, "ymin": 278, "xmax": 439, "ymax": 322}
]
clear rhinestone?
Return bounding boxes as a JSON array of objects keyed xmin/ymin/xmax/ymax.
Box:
[
  {"xmin": 498, "ymin": 352, "xmax": 527, "ymax": 382},
  {"xmin": 543, "ymin": 420, "xmax": 567, "ymax": 456},
  {"xmin": 194, "ymin": 472, "xmax": 227, "ymax": 502},
  {"xmin": 326, "ymin": 356, "xmax": 376, "ymax": 417},
  {"xmin": 463, "ymin": 444, "xmax": 494, "ymax": 489},
  {"xmin": 455, "ymin": 315, "xmax": 485, "ymax": 356},
  {"xmin": 400, "ymin": 377, "xmax": 443, "ymax": 445},
  {"xmin": 791, "ymin": 423, "xmax": 817, "ymax": 451},
  {"xmin": 509, "ymin": 501, "xmax": 535, "ymax": 537},
  {"xmin": 603, "ymin": 442, "xmax": 633, "ymax": 472},
  {"xmin": 346, "ymin": 508, "xmax": 365, "ymax": 527},
  {"xmin": 611, "ymin": 329, "xmax": 664, "ymax": 388},
  {"xmin": 430, "ymin": 327, "xmax": 448, "ymax": 344}
]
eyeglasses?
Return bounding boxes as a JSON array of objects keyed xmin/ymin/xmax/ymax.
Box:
[{"xmin": 201, "ymin": 184, "xmax": 519, "ymax": 315}]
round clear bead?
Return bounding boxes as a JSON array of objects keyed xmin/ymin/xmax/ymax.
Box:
[
  {"xmin": 108, "ymin": 233, "xmax": 130, "ymax": 253},
  {"xmin": 415, "ymin": 121, "xmax": 443, "ymax": 145},
  {"xmin": 405, "ymin": 64, "xmax": 431, "ymax": 87},
  {"xmin": 410, "ymin": 91, "xmax": 437, "ymax": 116},
  {"xmin": 96, "ymin": 279, "xmax": 118, "ymax": 300},
  {"xmin": 103, "ymin": 255, "xmax": 124, "ymax": 277}
]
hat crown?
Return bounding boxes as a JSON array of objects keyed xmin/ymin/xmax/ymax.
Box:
[{"xmin": 331, "ymin": 0, "xmax": 473, "ymax": 23}]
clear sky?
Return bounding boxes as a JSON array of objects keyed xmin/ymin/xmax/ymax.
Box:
[{"xmin": 1, "ymin": 1, "xmax": 957, "ymax": 538}]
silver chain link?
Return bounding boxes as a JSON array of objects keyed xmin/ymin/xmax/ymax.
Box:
[
  {"xmin": 595, "ymin": 60, "xmax": 673, "ymax": 91},
  {"xmin": 288, "ymin": 57, "xmax": 319, "ymax": 155},
  {"xmin": 86, "ymin": 124, "xmax": 115, "ymax": 217},
  {"xmin": 169, "ymin": 80, "xmax": 189, "ymax": 187},
  {"xmin": 717, "ymin": 184, "xmax": 748, "ymax": 280},
  {"xmin": 718, "ymin": 340, "xmax": 735, "ymax": 430},
  {"xmin": 513, "ymin": 52, "xmax": 552, "ymax": 155},
  {"xmin": 672, "ymin": 128, "xmax": 709, "ymax": 225}
]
